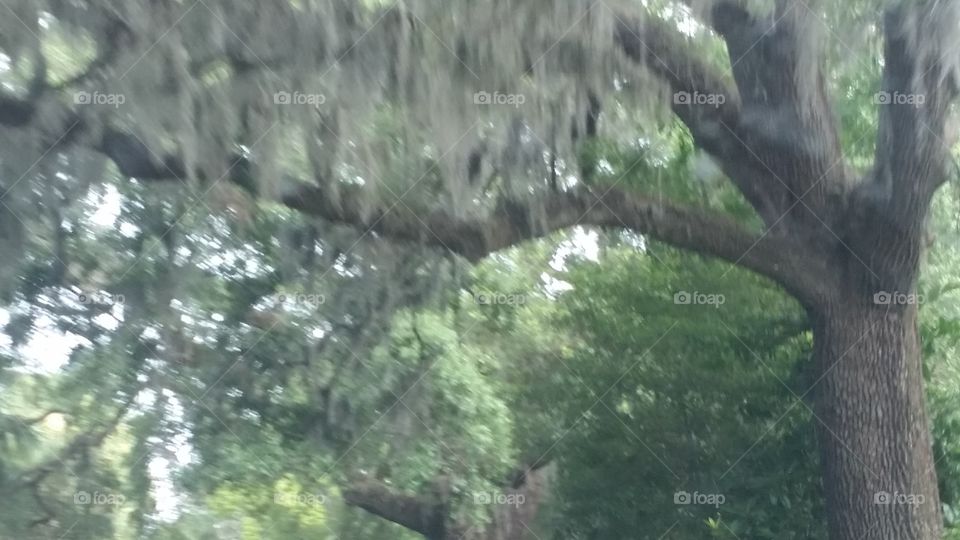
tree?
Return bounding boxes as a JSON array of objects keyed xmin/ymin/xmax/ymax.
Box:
[{"xmin": 1, "ymin": 0, "xmax": 959, "ymax": 537}]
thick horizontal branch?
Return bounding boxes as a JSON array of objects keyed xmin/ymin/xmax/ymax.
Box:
[
  {"xmin": 3, "ymin": 82, "xmax": 812, "ymax": 301},
  {"xmin": 12, "ymin": 110, "xmax": 829, "ymax": 304},
  {"xmin": 284, "ymin": 183, "xmax": 833, "ymax": 306},
  {"xmin": 344, "ymin": 463, "xmax": 554, "ymax": 540},
  {"xmin": 0, "ymin": 80, "xmax": 830, "ymax": 306},
  {"xmin": 0, "ymin": 13, "xmax": 833, "ymax": 306},
  {"xmin": 342, "ymin": 480, "xmax": 444, "ymax": 537}
]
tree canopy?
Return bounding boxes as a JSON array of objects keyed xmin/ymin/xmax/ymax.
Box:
[{"xmin": 3, "ymin": 0, "xmax": 960, "ymax": 539}]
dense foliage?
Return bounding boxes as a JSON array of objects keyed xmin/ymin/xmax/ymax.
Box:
[{"xmin": 3, "ymin": 0, "xmax": 960, "ymax": 539}]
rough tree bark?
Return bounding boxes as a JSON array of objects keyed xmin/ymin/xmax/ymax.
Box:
[
  {"xmin": 812, "ymin": 301, "xmax": 941, "ymax": 538},
  {"xmin": 1, "ymin": 0, "xmax": 957, "ymax": 538},
  {"xmin": 620, "ymin": 2, "xmax": 954, "ymax": 537}
]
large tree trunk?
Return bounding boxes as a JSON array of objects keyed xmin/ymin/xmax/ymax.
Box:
[{"xmin": 812, "ymin": 299, "xmax": 942, "ymax": 539}]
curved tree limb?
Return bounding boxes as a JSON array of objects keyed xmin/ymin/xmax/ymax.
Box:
[
  {"xmin": 0, "ymin": 6, "xmax": 837, "ymax": 309},
  {"xmin": 343, "ymin": 480, "xmax": 445, "ymax": 537},
  {"xmin": 0, "ymin": 89, "xmax": 831, "ymax": 306},
  {"xmin": 284, "ymin": 183, "xmax": 832, "ymax": 306},
  {"xmin": 344, "ymin": 463, "xmax": 553, "ymax": 540}
]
